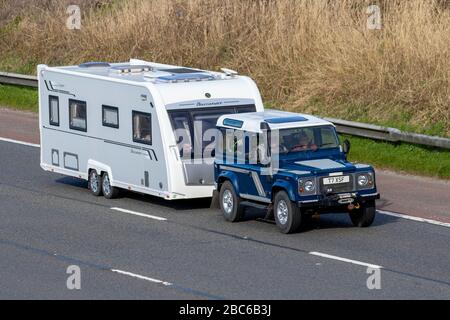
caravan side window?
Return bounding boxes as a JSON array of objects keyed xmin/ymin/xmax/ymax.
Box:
[
  {"xmin": 102, "ymin": 105, "xmax": 119, "ymax": 128},
  {"xmin": 49, "ymin": 95, "xmax": 59, "ymax": 126},
  {"xmin": 69, "ymin": 99, "xmax": 87, "ymax": 132},
  {"xmin": 132, "ymin": 111, "xmax": 152, "ymax": 145}
]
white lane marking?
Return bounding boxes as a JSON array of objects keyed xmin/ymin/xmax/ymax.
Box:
[
  {"xmin": 0, "ymin": 136, "xmax": 40, "ymax": 148},
  {"xmin": 111, "ymin": 269, "xmax": 172, "ymax": 286},
  {"xmin": 309, "ymin": 252, "xmax": 383, "ymax": 269},
  {"xmin": 377, "ymin": 210, "xmax": 450, "ymax": 228},
  {"xmin": 110, "ymin": 207, "xmax": 167, "ymax": 221}
]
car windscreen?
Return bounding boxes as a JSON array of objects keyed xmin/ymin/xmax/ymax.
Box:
[
  {"xmin": 168, "ymin": 104, "xmax": 256, "ymax": 159},
  {"xmin": 277, "ymin": 125, "xmax": 339, "ymax": 154}
]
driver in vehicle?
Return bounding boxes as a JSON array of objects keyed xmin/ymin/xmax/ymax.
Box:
[{"xmin": 289, "ymin": 132, "xmax": 318, "ymax": 152}]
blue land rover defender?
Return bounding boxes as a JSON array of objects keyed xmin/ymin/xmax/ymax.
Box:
[{"xmin": 214, "ymin": 110, "xmax": 380, "ymax": 233}]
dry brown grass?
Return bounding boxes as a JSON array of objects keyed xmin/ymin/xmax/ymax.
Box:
[{"xmin": 0, "ymin": 0, "xmax": 449, "ymax": 134}]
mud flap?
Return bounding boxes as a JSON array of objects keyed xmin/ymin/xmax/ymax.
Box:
[
  {"xmin": 264, "ymin": 203, "xmax": 274, "ymax": 220},
  {"xmin": 210, "ymin": 190, "xmax": 220, "ymax": 209}
]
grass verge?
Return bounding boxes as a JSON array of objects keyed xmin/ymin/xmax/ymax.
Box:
[
  {"xmin": 344, "ymin": 135, "xmax": 450, "ymax": 180},
  {"xmin": 0, "ymin": 84, "xmax": 38, "ymax": 112}
]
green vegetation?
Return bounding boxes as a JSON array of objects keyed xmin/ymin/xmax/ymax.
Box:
[
  {"xmin": 344, "ymin": 135, "xmax": 450, "ymax": 179},
  {"xmin": 300, "ymin": 98, "xmax": 449, "ymax": 138},
  {"xmin": 0, "ymin": 84, "xmax": 38, "ymax": 112}
]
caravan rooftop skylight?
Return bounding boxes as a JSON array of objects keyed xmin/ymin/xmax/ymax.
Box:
[{"xmin": 161, "ymin": 68, "xmax": 203, "ymax": 74}]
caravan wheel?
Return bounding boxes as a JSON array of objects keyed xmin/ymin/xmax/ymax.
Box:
[
  {"xmin": 88, "ymin": 170, "xmax": 102, "ymax": 196},
  {"xmin": 102, "ymin": 172, "xmax": 120, "ymax": 199}
]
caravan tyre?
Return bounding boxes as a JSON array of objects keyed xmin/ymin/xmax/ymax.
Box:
[
  {"xmin": 102, "ymin": 172, "xmax": 120, "ymax": 199},
  {"xmin": 88, "ymin": 170, "xmax": 102, "ymax": 196}
]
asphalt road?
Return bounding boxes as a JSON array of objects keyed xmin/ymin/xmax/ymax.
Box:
[{"xmin": 0, "ymin": 140, "xmax": 449, "ymax": 299}]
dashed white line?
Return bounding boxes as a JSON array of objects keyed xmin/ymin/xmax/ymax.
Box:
[
  {"xmin": 0, "ymin": 137, "xmax": 40, "ymax": 148},
  {"xmin": 111, "ymin": 269, "xmax": 172, "ymax": 286},
  {"xmin": 110, "ymin": 207, "xmax": 167, "ymax": 221},
  {"xmin": 309, "ymin": 251, "xmax": 383, "ymax": 269},
  {"xmin": 377, "ymin": 210, "xmax": 450, "ymax": 228}
]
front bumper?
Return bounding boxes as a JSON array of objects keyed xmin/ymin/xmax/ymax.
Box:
[{"xmin": 297, "ymin": 192, "xmax": 380, "ymax": 210}]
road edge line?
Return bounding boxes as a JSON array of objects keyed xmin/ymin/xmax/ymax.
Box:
[{"xmin": 0, "ymin": 136, "xmax": 40, "ymax": 148}]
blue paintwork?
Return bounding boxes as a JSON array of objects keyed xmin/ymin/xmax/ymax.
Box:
[{"xmin": 215, "ymin": 124, "xmax": 378, "ymax": 206}]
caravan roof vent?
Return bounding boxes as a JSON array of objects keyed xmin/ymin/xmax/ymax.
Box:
[
  {"xmin": 111, "ymin": 64, "xmax": 153, "ymax": 74},
  {"xmin": 160, "ymin": 68, "xmax": 203, "ymax": 74},
  {"xmin": 79, "ymin": 62, "xmax": 111, "ymax": 68},
  {"xmin": 156, "ymin": 73, "xmax": 215, "ymax": 83}
]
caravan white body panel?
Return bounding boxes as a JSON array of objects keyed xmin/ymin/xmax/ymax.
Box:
[{"xmin": 38, "ymin": 60, "xmax": 264, "ymax": 199}]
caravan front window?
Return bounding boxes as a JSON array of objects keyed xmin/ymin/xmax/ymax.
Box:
[
  {"xmin": 69, "ymin": 99, "xmax": 87, "ymax": 132},
  {"xmin": 132, "ymin": 111, "xmax": 152, "ymax": 145},
  {"xmin": 168, "ymin": 104, "xmax": 256, "ymax": 160}
]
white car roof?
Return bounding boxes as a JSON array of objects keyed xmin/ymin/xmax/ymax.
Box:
[{"xmin": 217, "ymin": 110, "xmax": 334, "ymax": 132}]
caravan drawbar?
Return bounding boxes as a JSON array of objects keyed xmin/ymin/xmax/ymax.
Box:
[{"xmin": 38, "ymin": 59, "xmax": 264, "ymax": 199}]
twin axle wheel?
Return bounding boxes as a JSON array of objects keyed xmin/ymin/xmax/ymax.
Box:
[
  {"xmin": 219, "ymin": 181, "xmax": 376, "ymax": 234},
  {"xmin": 88, "ymin": 170, "xmax": 120, "ymax": 199}
]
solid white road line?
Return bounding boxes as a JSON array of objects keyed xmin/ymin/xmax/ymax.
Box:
[
  {"xmin": 309, "ymin": 251, "xmax": 383, "ymax": 269},
  {"xmin": 111, "ymin": 269, "xmax": 172, "ymax": 286},
  {"xmin": 110, "ymin": 207, "xmax": 167, "ymax": 221},
  {"xmin": 0, "ymin": 136, "xmax": 40, "ymax": 148},
  {"xmin": 377, "ymin": 210, "xmax": 450, "ymax": 228}
]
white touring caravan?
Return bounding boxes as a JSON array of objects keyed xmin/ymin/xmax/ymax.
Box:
[{"xmin": 38, "ymin": 59, "xmax": 264, "ymax": 199}]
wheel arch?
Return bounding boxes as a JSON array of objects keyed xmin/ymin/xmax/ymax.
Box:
[
  {"xmin": 272, "ymin": 180, "xmax": 297, "ymax": 202},
  {"xmin": 87, "ymin": 160, "xmax": 114, "ymax": 185},
  {"xmin": 216, "ymin": 171, "xmax": 240, "ymax": 195}
]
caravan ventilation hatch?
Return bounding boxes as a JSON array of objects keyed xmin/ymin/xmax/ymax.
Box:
[{"xmin": 160, "ymin": 68, "xmax": 203, "ymax": 74}]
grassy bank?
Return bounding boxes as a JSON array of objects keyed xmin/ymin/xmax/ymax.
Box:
[
  {"xmin": 344, "ymin": 135, "xmax": 450, "ymax": 179},
  {"xmin": 0, "ymin": 0, "xmax": 449, "ymax": 136},
  {"xmin": 0, "ymin": 84, "xmax": 38, "ymax": 112}
]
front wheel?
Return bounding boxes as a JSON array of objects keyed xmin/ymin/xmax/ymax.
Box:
[
  {"xmin": 274, "ymin": 191, "xmax": 302, "ymax": 234},
  {"xmin": 219, "ymin": 181, "xmax": 245, "ymax": 222},
  {"xmin": 349, "ymin": 201, "xmax": 376, "ymax": 227},
  {"xmin": 102, "ymin": 172, "xmax": 120, "ymax": 199}
]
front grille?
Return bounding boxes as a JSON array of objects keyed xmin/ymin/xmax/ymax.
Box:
[{"xmin": 319, "ymin": 175, "xmax": 354, "ymax": 194}]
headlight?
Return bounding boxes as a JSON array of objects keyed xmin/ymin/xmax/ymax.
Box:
[
  {"xmin": 298, "ymin": 178, "xmax": 315, "ymax": 194},
  {"xmin": 356, "ymin": 172, "xmax": 374, "ymax": 189},
  {"xmin": 357, "ymin": 174, "xmax": 368, "ymax": 186},
  {"xmin": 304, "ymin": 180, "xmax": 315, "ymax": 192}
]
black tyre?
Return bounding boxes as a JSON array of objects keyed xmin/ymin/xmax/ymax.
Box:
[
  {"xmin": 102, "ymin": 172, "xmax": 120, "ymax": 199},
  {"xmin": 88, "ymin": 170, "xmax": 102, "ymax": 196},
  {"xmin": 349, "ymin": 200, "xmax": 376, "ymax": 227},
  {"xmin": 219, "ymin": 181, "xmax": 245, "ymax": 222},
  {"xmin": 274, "ymin": 191, "xmax": 302, "ymax": 234}
]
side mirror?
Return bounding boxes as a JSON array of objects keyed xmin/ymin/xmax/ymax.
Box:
[{"xmin": 343, "ymin": 139, "xmax": 351, "ymax": 155}]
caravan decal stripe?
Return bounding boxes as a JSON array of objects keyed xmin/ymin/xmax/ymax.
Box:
[{"xmin": 42, "ymin": 126, "xmax": 157, "ymax": 161}]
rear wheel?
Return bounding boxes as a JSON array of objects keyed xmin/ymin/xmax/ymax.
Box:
[
  {"xmin": 349, "ymin": 201, "xmax": 376, "ymax": 227},
  {"xmin": 219, "ymin": 181, "xmax": 245, "ymax": 222},
  {"xmin": 274, "ymin": 191, "xmax": 302, "ymax": 234},
  {"xmin": 88, "ymin": 170, "xmax": 102, "ymax": 196},
  {"xmin": 102, "ymin": 172, "xmax": 120, "ymax": 199}
]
